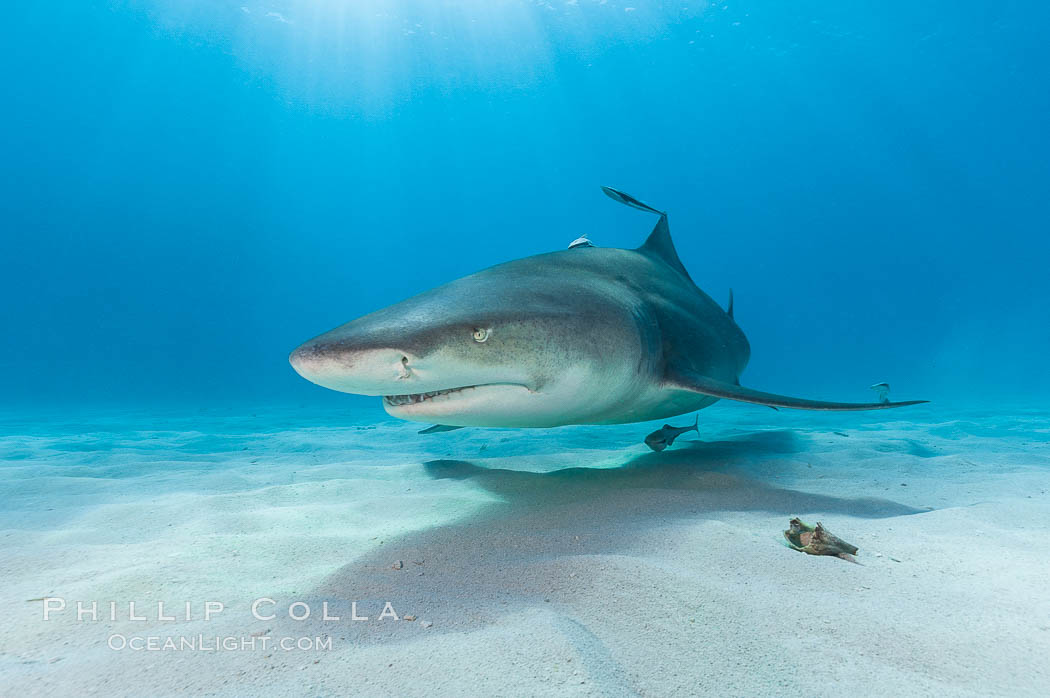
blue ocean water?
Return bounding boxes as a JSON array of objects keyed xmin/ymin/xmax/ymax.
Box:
[{"xmin": 3, "ymin": 1, "xmax": 1048, "ymax": 409}]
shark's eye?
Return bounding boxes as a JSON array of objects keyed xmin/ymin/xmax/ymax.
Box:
[{"xmin": 472, "ymin": 328, "xmax": 490, "ymax": 343}]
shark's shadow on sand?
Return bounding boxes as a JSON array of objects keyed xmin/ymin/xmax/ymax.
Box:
[{"xmin": 300, "ymin": 430, "xmax": 926, "ymax": 645}]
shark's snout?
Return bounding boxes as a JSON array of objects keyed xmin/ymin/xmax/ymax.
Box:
[{"xmin": 289, "ymin": 340, "xmax": 412, "ymax": 395}]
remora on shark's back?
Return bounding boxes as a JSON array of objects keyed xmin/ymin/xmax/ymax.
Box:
[{"xmin": 289, "ymin": 187, "xmax": 926, "ymax": 428}]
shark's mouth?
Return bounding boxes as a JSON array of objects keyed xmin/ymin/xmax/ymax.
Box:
[
  {"xmin": 383, "ymin": 385, "xmax": 483, "ymax": 407},
  {"xmin": 383, "ymin": 383, "xmax": 525, "ymax": 407}
]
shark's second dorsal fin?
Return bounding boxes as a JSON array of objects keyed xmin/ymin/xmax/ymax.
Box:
[{"xmin": 600, "ymin": 186, "xmax": 692, "ymax": 281}]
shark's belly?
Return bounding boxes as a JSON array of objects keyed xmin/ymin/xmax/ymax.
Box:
[{"xmin": 582, "ymin": 386, "xmax": 720, "ymax": 425}]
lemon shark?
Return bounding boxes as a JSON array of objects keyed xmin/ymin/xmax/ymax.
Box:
[{"xmin": 289, "ymin": 187, "xmax": 926, "ymax": 428}]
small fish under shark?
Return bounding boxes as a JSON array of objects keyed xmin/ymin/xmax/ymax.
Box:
[
  {"xmin": 644, "ymin": 414, "xmax": 699, "ymax": 452},
  {"xmin": 289, "ymin": 187, "xmax": 926, "ymax": 443}
]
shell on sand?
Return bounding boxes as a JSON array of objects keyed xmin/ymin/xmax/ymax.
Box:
[{"xmin": 784, "ymin": 518, "xmax": 859, "ymax": 561}]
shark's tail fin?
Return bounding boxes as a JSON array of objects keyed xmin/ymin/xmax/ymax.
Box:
[{"xmin": 691, "ymin": 413, "xmax": 699, "ymax": 433}]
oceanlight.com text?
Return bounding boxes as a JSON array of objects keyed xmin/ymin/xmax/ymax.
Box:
[{"xmin": 107, "ymin": 634, "xmax": 333, "ymax": 652}]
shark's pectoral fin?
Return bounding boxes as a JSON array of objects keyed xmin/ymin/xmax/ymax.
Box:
[
  {"xmin": 666, "ymin": 371, "xmax": 928, "ymax": 411},
  {"xmin": 418, "ymin": 424, "xmax": 465, "ymax": 434}
]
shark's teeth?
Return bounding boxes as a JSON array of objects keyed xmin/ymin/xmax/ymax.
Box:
[{"xmin": 384, "ymin": 385, "xmax": 477, "ymax": 407}]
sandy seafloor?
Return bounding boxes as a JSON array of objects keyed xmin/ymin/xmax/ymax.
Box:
[{"xmin": 1, "ymin": 402, "xmax": 1048, "ymax": 697}]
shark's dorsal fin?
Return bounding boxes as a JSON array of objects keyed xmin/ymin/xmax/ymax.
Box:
[
  {"xmin": 638, "ymin": 214, "xmax": 693, "ymax": 280},
  {"xmin": 600, "ymin": 186, "xmax": 692, "ymax": 280}
]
